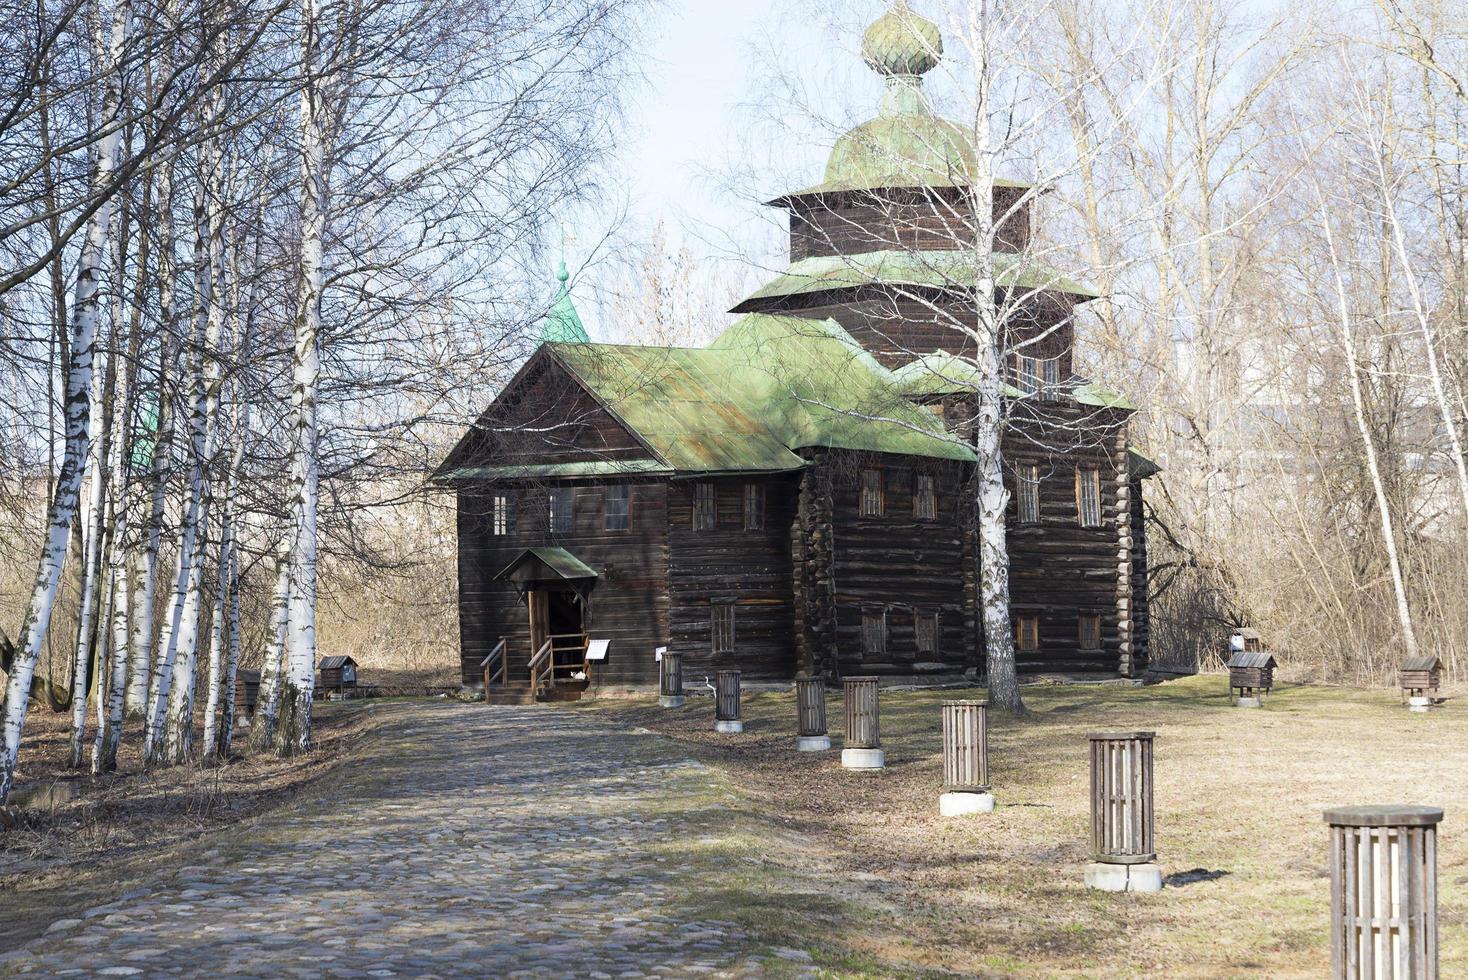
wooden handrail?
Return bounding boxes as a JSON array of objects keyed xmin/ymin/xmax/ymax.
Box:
[
  {"xmin": 528, "ymin": 638, "xmax": 554, "ymax": 695},
  {"xmin": 480, "ymin": 637, "xmax": 507, "ymax": 692}
]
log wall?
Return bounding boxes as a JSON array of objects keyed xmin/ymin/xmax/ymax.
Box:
[
  {"xmin": 667, "ymin": 475, "xmax": 799, "ymax": 680},
  {"xmin": 456, "ymin": 481, "xmax": 670, "ymax": 689},
  {"xmin": 788, "ymin": 186, "xmax": 1031, "ymax": 261}
]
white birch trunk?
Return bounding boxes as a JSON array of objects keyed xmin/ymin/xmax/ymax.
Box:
[
  {"xmin": 219, "ymin": 540, "xmax": 242, "ymax": 755},
  {"xmin": 965, "ymin": 7, "xmax": 1022, "ymax": 713},
  {"xmin": 200, "ymin": 537, "xmax": 229, "ymax": 760},
  {"xmin": 250, "ymin": 546, "xmax": 293, "ymax": 753},
  {"xmin": 68, "ymin": 350, "xmax": 111, "ymax": 768},
  {"xmin": 0, "ymin": 0, "xmax": 130, "ymax": 805},
  {"xmin": 278, "ymin": 0, "xmax": 327, "ymax": 756}
]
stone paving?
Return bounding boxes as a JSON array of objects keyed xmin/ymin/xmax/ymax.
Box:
[{"xmin": 1, "ymin": 703, "xmax": 798, "ymax": 978}]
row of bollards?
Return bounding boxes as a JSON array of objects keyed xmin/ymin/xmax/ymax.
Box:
[{"xmin": 662, "ymin": 659, "xmax": 1444, "ymax": 977}]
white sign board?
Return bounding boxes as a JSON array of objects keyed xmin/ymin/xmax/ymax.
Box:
[
  {"xmin": 586, "ymin": 638, "xmax": 611, "ymax": 661},
  {"xmin": 655, "ymin": 645, "xmax": 668, "ymax": 662}
]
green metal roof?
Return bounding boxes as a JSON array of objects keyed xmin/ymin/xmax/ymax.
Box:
[
  {"xmin": 734, "ymin": 249, "xmax": 1100, "ymax": 309},
  {"xmin": 891, "ymin": 352, "xmax": 1025, "ymax": 398},
  {"xmin": 1074, "ymin": 382, "xmax": 1136, "ymax": 411},
  {"xmin": 540, "ymin": 314, "xmax": 973, "ymax": 473},
  {"xmin": 494, "ymin": 547, "xmax": 599, "ymax": 583},
  {"xmin": 539, "ymin": 261, "xmax": 590, "ymax": 344}
]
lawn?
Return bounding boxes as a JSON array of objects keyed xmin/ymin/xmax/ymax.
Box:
[{"xmin": 582, "ymin": 675, "xmax": 1467, "ymax": 977}]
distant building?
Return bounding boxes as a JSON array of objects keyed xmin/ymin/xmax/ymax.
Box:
[{"xmin": 435, "ymin": 3, "xmax": 1154, "ymax": 697}]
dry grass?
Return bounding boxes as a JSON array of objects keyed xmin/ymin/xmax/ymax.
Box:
[
  {"xmin": 582, "ymin": 675, "xmax": 1468, "ymax": 977},
  {"xmin": 0, "ymin": 702, "xmax": 377, "ymax": 951}
]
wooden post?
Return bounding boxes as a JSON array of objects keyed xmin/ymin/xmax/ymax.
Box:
[
  {"xmin": 659, "ymin": 650, "xmax": 683, "ymax": 708},
  {"xmin": 1085, "ymin": 731, "xmax": 1161, "ymax": 892},
  {"xmin": 841, "ymin": 676, "xmax": 883, "ymax": 769},
  {"xmin": 1326, "ymin": 805, "xmax": 1442, "ymax": 980},
  {"xmin": 714, "ymin": 669, "xmax": 742, "ymax": 733},
  {"xmin": 795, "ymin": 676, "xmax": 829, "ymax": 751},
  {"xmin": 939, "ymin": 700, "xmax": 993, "ymax": 814}
]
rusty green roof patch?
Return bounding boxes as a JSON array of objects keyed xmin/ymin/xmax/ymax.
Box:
[
  {"xmin": 734, "ymin": 250, "xmax": 1100, "ymax": 310},
  {"xmin": 1073, "ymin": 382, "xmax": 1135, "ymax": 410}
]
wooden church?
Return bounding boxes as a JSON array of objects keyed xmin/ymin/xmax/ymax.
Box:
[{"xmin": 435, "ymin": 1, "xmax": 1155, "ymax": 699}]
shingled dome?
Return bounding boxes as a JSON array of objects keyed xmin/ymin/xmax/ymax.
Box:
[{"xmin": 780, "ymin": 1, "xmax": 1028, "ymax": 200}]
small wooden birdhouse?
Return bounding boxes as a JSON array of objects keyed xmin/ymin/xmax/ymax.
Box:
[
  {"xmin": 1399, "ymin": 655, "xmax": 1443, "ymax": 705},
  {"xmin": 1227, "ymin": 650, "xmax": 1276, "ymax": 706},
  {"xmin": 235, "ymin": 669, "xmax": 261, "ymax": 719},
  {"xmin": 318, "ymin": 656, "xmax": 359, "ymax": 693}
]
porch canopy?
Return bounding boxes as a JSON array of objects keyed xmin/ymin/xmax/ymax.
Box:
[{"xmin": 493, "ymin": 547, "xmax": 598, "ymax": 599}]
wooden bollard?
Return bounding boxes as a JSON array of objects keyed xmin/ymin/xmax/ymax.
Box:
[
  {"xmin": 1326, "ymin": 805, "xmax": 1442, "ymax": 979},
  {"xmin": 1084, "ymin": 731, "xmax": 1161, "ymax": 892},
  {"xmin": 841, "ymin": 676, "xmax": 883, "ymax": 769},
  {"xmin": 795, "ymin": 676, "xmax": 829, "ymax": 751},
  {"xmin": 659, "ymin": 649, "xmax": 683, "ymax": 708},
  {"xmin": 939, "ymin": 700, "xmax": 992, "ymax": 815},
  {"xmin": 714, "ymin": 669, "xmax": 742, "ymax": 733}
]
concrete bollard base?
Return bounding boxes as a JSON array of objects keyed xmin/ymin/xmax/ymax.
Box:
[
  {"xmin": 1085, "ymin": 862, "xmax": 1163, "ymax": 893},
  {"xmin": 796, "ymin": 735, "xmax": 831, "ymax": 752},
  {"xmin": 659, "ymin": 695, "xmax": 685, "ymax": 708},
  {"xmin": 714, "ymin": 720, "xmax": 744, "ymax": 734},
  {"xmin": 1236, "ymin": 696, "xmax": 1261, "ymax": 708},
  {"xmin": 1409, "ymin": 696, "xmax": 1432, "ymax": 713},
  {"xmin": 841, "ymin": 747, "xmax": 885, "ymax": 770},
  {"xmin": 939, "ymin": 791, "xmax": 994, "ymax": 816}
]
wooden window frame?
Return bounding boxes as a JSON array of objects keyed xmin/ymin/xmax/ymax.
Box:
[
  {"xmin": 711, "ymin": 600, "xmax": 735, "ymax": 654},
  {"xmin": 859, "ymin": 468, "xmax": 885, "ymax": 517},
  {"xmin": 491, "ymin": 493, "xmax": 512, "ymax": 536},
  {"xmin": 1017, "ymin": 464, "xmax": 1041, "ymax": 524},
  {"xmin": 743, "ymin": 483, "xmax": 765, "ymax": 531},
  {"xmin": 913, "ymin": 473, "xmax": 936, "ymax": 521},
  {"xmin": 603, "ymin": 485, "xmax": 630, "ymax": 532},
  {"xmin": 1012, "ymin": 354, "xmax": 1061, "ymax": 397},
  {"xmin": 1075, "ymin": 467, "xmax": 1103, "ymax": 528},
  {"xmin": 1014, "ymin": 614, "xmax": 1040, "ymax": 653},
  {"xmin": 548, "ymin": 487, "xmax": 572, "ymax": 534},
  {"xmin": 693, "ymin": 482, "xmax": 717, "ymax": 531},
  {"xmin": 915, "ymin": 608, "xmax": 939, "ymax": 655},
  {"xmin": 1078, "ymin": 613, "xmax": 1102, "ymax": 652},
  {"xmin": 861, "ymin": 608, "xmax": 887, "ymax": 656}
]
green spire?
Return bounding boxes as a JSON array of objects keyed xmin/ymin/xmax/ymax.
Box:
[{"xmin": 539, "ymin": 259, "xmax": 590, "ymax": 344}]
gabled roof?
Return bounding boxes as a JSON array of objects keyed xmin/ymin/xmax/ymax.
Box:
[
  {"xmin": 436, "ymin": 314, "xmax": 974, "ymax": 481},
  {"xmin": 319, "ymin": 656, "xmax": 357, "ymax": 670},
  {"xmin": 495, "ymin": 547, "xmax": 599, "ymax": 584},
  {"xmin": 1401, "ymin": 655, "xmax": 1443, "ymax": 672},
  {"xmin": 1227, "ymin": 651, "xmax": 1276, "ymax": 669},
  {"xmin": 732, "ymin": 249, "xmax": 1100, "ymax": 313}
]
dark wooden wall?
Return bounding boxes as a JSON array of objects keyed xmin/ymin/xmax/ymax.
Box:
[
  {"xmin": 793, "ymin": 450, "xmax": 976, "ymax": 678},
  {"xmin": 666, "ymin": 475, "xmax": 799, "ymax": 680},
  {"xmin": 998, "ymin": 405, "xmax": 1134, "ymax": 673},
  {"xmin": 763, "ymin": 288, "xmax": 1077, "ymax": 374},
  {"xmin": 456, "ymin": 481, "xmax": 670, "ymax": 689},
  {"xmin": 1129, "ymin": 473, "xmax": 1151, "ymax": 671},
  {"xmin": 788, "ymin": 186, "xmax": 1032, "ymax": 261}
]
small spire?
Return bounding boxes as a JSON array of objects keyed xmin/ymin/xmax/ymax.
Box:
[{"xmin": 539, "ymin": 257, "xmax": 590, "ymax": 344}]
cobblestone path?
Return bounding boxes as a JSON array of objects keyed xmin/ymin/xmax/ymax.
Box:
[{"xmin": 1, "ymin": 703, "xmax": 791, "ymax": 978}]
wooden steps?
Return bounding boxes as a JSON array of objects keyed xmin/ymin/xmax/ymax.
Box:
[{"xmin": 483, "ymin": 680, "xmax": 587, "ymax": 705}]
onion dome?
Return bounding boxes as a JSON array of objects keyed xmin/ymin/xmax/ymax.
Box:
[{"xmin": 861, "ymin": 0, "xmax": 943, "ymax": 78}]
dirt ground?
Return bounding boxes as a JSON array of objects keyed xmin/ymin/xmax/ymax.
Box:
[
  {"xmin": 0, "ymin": 701, "xmax": 377, "ymax": 951},
  {"xmin": 580, "ymin": 674, "xmax": 1468, "ymax": 978}
]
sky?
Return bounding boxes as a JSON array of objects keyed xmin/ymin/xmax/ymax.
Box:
[{"xmin": 566, "ymin": 0, "xmax": 888, "ymax": 337}]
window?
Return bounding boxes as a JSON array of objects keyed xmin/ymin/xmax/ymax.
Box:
[
  {"xmin": 1014, "ymin": 615, "xmax": 1040, "ymax": 653},
  {"xmin": 862, "ymin": 609, "xmax": 887, "ymax": 656},
  {"xmin": 693, "ymin": 482, "xmax": 717, "ymax": 531},
  {"xmin": 1079, "ymin": 614, "xmax": 1102, "ymax": 651},
  {"xmin": 913, "ymin": 473, "xmax": 936, "ymax": 521},
  {"xmin": 712, "ymin": 600, "xmax": 735, "ymax": 654},
  {"xmin": 491, "ymin": 493, "xmax": 513, "ymax": 536},
  {"xmin": 859, "ymin": 468, "xmax": 884, "ymax": 517},
  {"xmin": 548, "ymin": 488, "xmax": 572, "ymax": 533},
  {"xmin": 604, "ymin": 485, "xmax": 629, "ymax": 532},
  {"xmin": 916, "ymin": 609, "xmax": 939, "ymax": 655},
  {"xmin": 1017, "ymin": 465, "xmax": 1041, "ymax": 524},
  {"xmin": 1075, "ymin": 467, "xmax": 1103, "ymax": 527},
  {"xmin": 1012, "ymin": 354, "xmax": 1060, "ymax": 396},
  {"xmin": 743, "ymin": 483, "xmax": 765, "ymax": 530}
]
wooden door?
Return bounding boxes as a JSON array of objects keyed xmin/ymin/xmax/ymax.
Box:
[{"xmin": 527, "ymin": 590, "xmax": 550, "ymax": 667}]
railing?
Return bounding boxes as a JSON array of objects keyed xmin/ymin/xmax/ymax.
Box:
[
  {"xmin": 479, "ymin": 637, "xmax": 507, "ymax": 692},
  {"xmin": 528, "ymin": 639, "xmax": 554, "ymax": 696}
]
